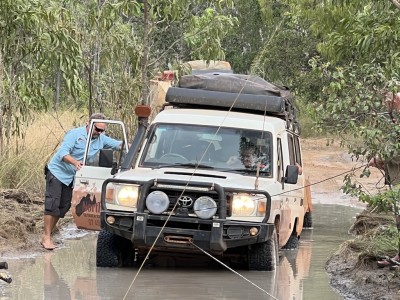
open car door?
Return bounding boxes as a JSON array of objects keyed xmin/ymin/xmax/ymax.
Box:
[{"xmin": 71, "ymin": 119, "xmax": 129, "ymax": 230}]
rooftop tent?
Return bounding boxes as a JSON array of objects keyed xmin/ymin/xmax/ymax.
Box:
[
  {"xmin": 165, "ymin": 73, "xmax": 295, "ymax": 119},
  {"xmin": 179, "ymin": 73, "xmax": 291, "ymax": 99}
]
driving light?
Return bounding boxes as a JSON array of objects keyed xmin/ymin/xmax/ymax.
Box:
[
  {"xmin": 116, "ymin": 185, "xmax": 139, "ymax": 207},
  {"xmin": 106, "ymin": 216, "xmax": 115, "ymax": 224},
  {"xmin": 146, "ymin": 191, "xmax": 169, "ymax": 214},
  {"xmin": 194, "ymin": 196, "xmax": 217, "ymax": 219},
  {"xmin": 249, "ymin": 227, "xmax": 259, "ymax": 236}
]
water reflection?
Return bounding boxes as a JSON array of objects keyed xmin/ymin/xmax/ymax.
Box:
[
  {"xmin": 43, "ymin": 253, "xmax": 70, "ymax": 299},
  {"xmin": 1, "ymin": 204, "xmax": 360, "ymax": 300}
]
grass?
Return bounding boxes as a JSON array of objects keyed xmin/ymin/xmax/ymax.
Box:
[
  {"xmin": 336, "ymin": 210, "xmax": 399, "ymax": 268},
  {"xmin": 0, "ymin": 110, "xmax": 84, "ymax": 194}
]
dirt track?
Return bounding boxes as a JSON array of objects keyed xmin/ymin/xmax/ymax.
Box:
[
  {"xmin": 0, "ymin": 137, "xmax": 381, "ymax": 255},
  {"xmin": 302, "ymin": 138, "xmax": 383, "ymax": 207},
  {"xmin": 301, "ymin": 139, "xmax": 400, "ymax": 300},
  {"xmin": 1, "ymin": 138, "xmax": 398, "ymax": 299}
]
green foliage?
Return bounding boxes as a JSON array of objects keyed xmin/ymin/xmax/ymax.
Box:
[
  {"xmin": 0, "ymin": 0, "xmax": 83, "ymax": 153},
  {"xmin": 185, "ymin": 7, "xmax": 236, "ymax": 61},
  {"xmin": 285, "ymin": 1, "xmax": 400, "ymax": 213},
  {"xmin": 0, "ymin": 0, "xmax": 238, "ymax": 148},
  {"xmin": 223, "ymin": 0, "xmax": 266, "ymax": 73},
  {"xmin": 343, "ymin": 178, "xmax": 400, "ymax": 216}
]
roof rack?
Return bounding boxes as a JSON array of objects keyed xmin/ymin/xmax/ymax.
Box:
[{"xmin": 164, "ymin": 73, "xmax": 300, "ymax": 133}]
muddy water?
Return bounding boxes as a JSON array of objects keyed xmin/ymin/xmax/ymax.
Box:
[{"xmin": 0, "ymin": 203, "xmax": 360, "ymax": 300}]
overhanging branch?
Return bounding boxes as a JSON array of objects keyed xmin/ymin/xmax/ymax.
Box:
[{"xmin": 391, "ymin": 0, "xmax": 400, "ymax": 10}]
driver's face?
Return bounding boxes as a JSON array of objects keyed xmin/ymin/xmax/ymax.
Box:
[
  {"xmin": 241, "ymin": 150, "xmax": 255, "ymax": 167},
  {"xmin": 91, "ymin": 122, "xmax": 106, "ymax": 138}
]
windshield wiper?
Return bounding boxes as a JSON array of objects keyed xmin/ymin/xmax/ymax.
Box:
[
  {"xmin": 219, "ymin": 168, "xmax": 252, "ymax": 173},
  {"xmin": 218, "ymin": 168, "xmax": 271, "ymax": 176},
  {"xmin": 153, "ymin": 163, "xmax": 215, "ymax": 169}
]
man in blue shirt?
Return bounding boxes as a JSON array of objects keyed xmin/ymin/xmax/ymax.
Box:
[{"xmin": 40, "ymin": 113, "xmax": 122, "ymax": 250}]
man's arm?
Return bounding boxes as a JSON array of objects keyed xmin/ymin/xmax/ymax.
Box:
[
  {"xmin": 102, "ymin": 135, "xmax": 124, "ymax": 151},
  {"xmin": 62, "ymin": 154, "xmax": 83, "ymax": 170},
  {"xmin": 56, "ymin": 128, "xmax": 84, "ymax": 170}
]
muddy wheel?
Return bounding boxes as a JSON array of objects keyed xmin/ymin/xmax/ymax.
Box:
[
  {"xmin": 96, "ymin": 231, "xmax": 120, "ymax": 267},
  {"xmin": 96, "ymin": 231, "xmax": 135, "ymax": 268},
  {"xmin": 282, "ymin": 234, "xmax": 299, "ymax": 250},
  {"xmin": 248, "ymin": 228, "xmax": 279, "ymax": 271},
  {"xmin": 303, "ymin": 211, "xmax": 313, "ymax": 228}
]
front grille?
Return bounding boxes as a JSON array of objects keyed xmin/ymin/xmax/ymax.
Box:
[{"xmin": 146, "ymin": 186, "xmax": 229, "ymax": 218}]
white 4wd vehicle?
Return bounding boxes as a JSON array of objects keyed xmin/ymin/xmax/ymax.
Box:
[{"xmin": 71, "ymin": 73, "xmax": 312, "ymax": 271}]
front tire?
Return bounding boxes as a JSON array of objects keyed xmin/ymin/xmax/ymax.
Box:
[
  {"xmin": 96, "ymin": 230, "xmax": 120, "ymax": 267},
  {"xmin": 303, "ymin": 211, "xmax": 313, "ymax": 228},
  {"xmin": 248, "ymin": 228, "xmax": 279, "ymax": 271},
  {"xmin": 96, "ymin": 231, "xmax": 135, "ymax": 268}
]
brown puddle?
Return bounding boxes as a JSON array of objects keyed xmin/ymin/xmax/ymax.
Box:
[{"xmin": 1, "ymin": 204, "xmax": 360, "ymax": 300}]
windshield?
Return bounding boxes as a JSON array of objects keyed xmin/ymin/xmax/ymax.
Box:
[{"xmin": 140, "ymin": 124, "xmax": 272, "ymax": 176}]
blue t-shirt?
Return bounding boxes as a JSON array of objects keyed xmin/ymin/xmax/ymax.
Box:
[{"xmin": 48, "ymin": 126, "xmax": 121, "ymax": 186}]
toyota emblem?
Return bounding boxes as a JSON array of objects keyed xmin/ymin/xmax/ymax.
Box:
[{"xmin": 178, "ymin": 196, "xmax": 193, "ymax": 207}]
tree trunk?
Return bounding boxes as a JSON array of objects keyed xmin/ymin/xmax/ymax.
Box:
[
  {"xmin": 87, "ymin": 62, "xmax": 93, "ymax": 116},
  {"xmin": 5, "ymin": 65, "xmax": 13, "ymax": 157},
  {"xmin": 140, "ymin": 0, "xmax": 150, "ymax": 105},
  {"xmin": 55, "ymin": 66, "xmax": 61, "ymax": 109},
  {"xmin": 396, "ymin": 210, "xmax": 400, "ymax": 257},
  {"xmin": 0, "ymin": 51, "xmax": 3, "ymax": 155},
  {"xmin": 391, "ymin": 0, "xmax": 400, "ymax": 10}
]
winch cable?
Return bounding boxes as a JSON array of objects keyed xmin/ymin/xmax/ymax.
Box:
[
  {"xmin": 180, "ymin": 95, "xmax": 384, "ymax": 298},
  {"xmin": 190, "ymin": 242, "xmax": 278, "ymax": 300},
  {"xmin": 123, "ymin": 76, "xmax": 382, "ymax": 298},
  {"xmin": 123, "ymin": 77, "xmax": 252, "ymax": 298},
  {"xmin": 271, "ymin": 163, "xmax": 370, "ymax": 197},
  {"xmin": 123, "ymin": 161, "xmax": 380, "ymax": 299},
  {"xmin": 248, "ymin": 162, "xmax": 385, "ymax": 204},
  {"xmin": 122, "ymin": 179, "xmax": 194, "ymax": 300}
]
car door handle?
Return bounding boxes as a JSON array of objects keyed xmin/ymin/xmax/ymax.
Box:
[{"xmin": 80, "ymin": 179, "xmax": 89, "ymax": 185}]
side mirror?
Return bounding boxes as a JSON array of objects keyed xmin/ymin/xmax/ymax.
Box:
[
  {"xmin": 111, "ymin": 162, "xmax": 118, "ymax": 175},
  {"xmin": 284, "ymin": 165, "xmax": 299, "ymax": 184},
  {"xmin": 99, "ymin": 149, "xmax": 114, "ymax": 168}
]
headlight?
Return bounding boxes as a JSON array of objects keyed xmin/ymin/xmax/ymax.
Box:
[
  {"xmin": 231, "ymin": 193, "xmax": 266, "ymax": 217},
  {"xmin": 194, "ymin": 196, "xmax": 217, "ymax": 219},
  {"xmin": 105, "ymin": 184, "xmax": 139, "ymax": 208},
  {"xmin": 117, "ymin": 186, "xmax": 139, "ymax": 207},
  {"xmin": 146, "ymin": 191, "xmax": 169, "ymax": 214}
]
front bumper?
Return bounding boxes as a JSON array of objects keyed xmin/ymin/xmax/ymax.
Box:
[{"xmin": 101, "ymin": 178, "xmax": 274, "ymax": 255}]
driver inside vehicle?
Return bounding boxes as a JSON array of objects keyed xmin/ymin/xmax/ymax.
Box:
[{"xmin": 226, "ymin": 147, "xmax": 269, "ymax": 171}]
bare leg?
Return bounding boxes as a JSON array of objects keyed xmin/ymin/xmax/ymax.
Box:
[{"xmin": 41, "ymin": 215, "xmax": 59, "ymax": 250}]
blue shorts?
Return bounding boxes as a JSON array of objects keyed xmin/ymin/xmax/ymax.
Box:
[{"xmin": 44, "ymin": 171, "xmax": 73, "ymax": 218}]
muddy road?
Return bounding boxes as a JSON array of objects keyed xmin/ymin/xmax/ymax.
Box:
[
  {"xmin": 1, "ymin": 203, "xmax": 362, "ymax": 300},
  {"xmin": 0, "ymin": 138, "xmax": 385, "ymax": 299}
]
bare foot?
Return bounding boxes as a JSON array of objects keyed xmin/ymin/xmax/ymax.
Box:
[{"xmin": 40, "ymin": 236, "xmax": 56, "ymax": 250}]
